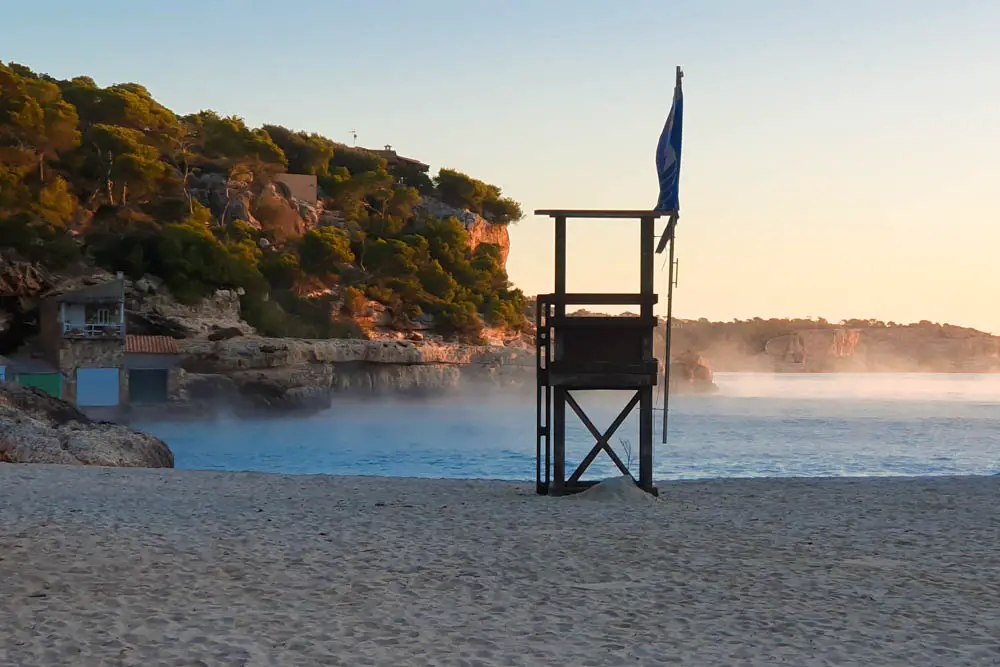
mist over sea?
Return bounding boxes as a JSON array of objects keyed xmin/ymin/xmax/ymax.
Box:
[{"xmin": 135, "ymin": 373, "xmax": 1000, "ymax": 481}]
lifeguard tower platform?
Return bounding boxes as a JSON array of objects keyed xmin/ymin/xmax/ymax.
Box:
[{"xmin": 534, "ymin": 210, "xmax": 665, "ymax": 496}]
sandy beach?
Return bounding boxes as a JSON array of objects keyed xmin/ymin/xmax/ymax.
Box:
[{"xmin": 0, "ymin": 467, "xmax": 998, "ymax": 666}]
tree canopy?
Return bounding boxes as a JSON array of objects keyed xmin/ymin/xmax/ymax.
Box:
[{"xmin": 0, "ymin": 61, "xmax": 526, "ymax": 342}]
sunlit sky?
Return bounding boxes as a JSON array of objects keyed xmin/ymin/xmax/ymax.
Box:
[{"xmin": 3, "ymin": 1, "xmax": 999, "ymax": 331}]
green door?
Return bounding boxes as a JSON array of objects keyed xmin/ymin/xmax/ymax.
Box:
[{"xmin": 16, "ymin": 373, "xmax": 62, "ymax": 398}]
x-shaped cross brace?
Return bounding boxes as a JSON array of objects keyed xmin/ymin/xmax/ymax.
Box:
[{"xmin": 565, "ymin": 390, "xmax": 640, "ymax": 483}]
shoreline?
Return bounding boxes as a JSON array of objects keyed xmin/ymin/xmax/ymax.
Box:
[
  {"xmin": 2, "ymin": 466, "xmax": 998, "ymax": 665},
  {"xmin": 4, "ymin": 462, "xmax": 999, "ymax": 483}
]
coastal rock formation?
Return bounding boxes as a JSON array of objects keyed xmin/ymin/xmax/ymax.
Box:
[
  {"xmin": 764, "ymin": 329, "xmax": 862, "ymax": 372},
  {"xmin": 669, "ymin": 351, "xmax": 718, "ymax": 394},
  {"xmin": 178, "ymin": 337, "xmax": 531, "ymax": 371},
  {"xmin": 669, "ymin": 318, "xmax": 1000, "ymax": 373},
  {"xmin": 415, "ymin": 197, "xmax": 511, "ymax": 265},
  {"xmin": 126, "ymin": 280, "xmax": 255, "ymax": 339},
  {"xmin": 174, "ymin": 336, "xmax": 534, "ymax": 407},
  {"xmin": 186, "ymin": 177, "xmax": 512, "ymax": 267},
  {"xmin": 0, "ymin": 383, "xmax": 174, "ymax": 467}
]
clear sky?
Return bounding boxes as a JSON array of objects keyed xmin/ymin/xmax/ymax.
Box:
[{"xmin": 3, "ymin": 1, "xmax": 999, "ymax": 331}]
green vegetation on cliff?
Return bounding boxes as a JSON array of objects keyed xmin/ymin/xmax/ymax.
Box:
[{"xmin": 0, "ymin": 62, "xmax": 526, "ymax": 341}]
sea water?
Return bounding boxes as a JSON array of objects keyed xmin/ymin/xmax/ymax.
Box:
[{"xmin": 134, "ymin": 373, "xmax": 1000, "ymax": 480}]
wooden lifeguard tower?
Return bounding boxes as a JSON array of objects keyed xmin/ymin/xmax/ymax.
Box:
[{"xmin": 534, "ymin": 210, "xmax": 665, "ymax": 496}]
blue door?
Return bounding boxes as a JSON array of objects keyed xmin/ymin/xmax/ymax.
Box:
[{"xmin": 76, "ymin": 368, "xmax": 120, "ymax": 407}]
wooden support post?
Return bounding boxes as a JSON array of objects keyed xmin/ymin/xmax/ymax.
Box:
[
  {"xmin": 535, "ymin": 300, "xmax": 544, "ymax": 494},
  {"xmin": 553, "ymin": 387, "xmax": 566, "ymax": 489},
  {"xmin": 639, "ymin": 216, "xmax": 655, "ymax": 490},
  {"xmin": 554, "ymin": 215, "xmax": 567, "ymax": 320},
  {"xmin": 639, "ymin": 385, "xmax": 653, "ymax": 488},
  {"xmin": 553, "ymin": 216, "xmax": 567, "ymax": 490}
]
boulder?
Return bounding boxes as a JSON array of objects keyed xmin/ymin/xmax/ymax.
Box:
[
  {"xmin": 0, "ymin": 384, "xmax": 174, "ymax": 467},
  {"xmin": 207, "ymin": 326, "xmax": 245, "ymax": 342},
  {"xmin": 252, "ymin": 182, "xmax": 308, "ymax": 240},
  {"xmin": 188, "ymin": 171, "xmax": 260, "ymax": 229}
]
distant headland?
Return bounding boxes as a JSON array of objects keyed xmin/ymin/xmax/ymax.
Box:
[{"xmin": 657, "ymin": 317, "xmax": 1000, "ymax": 374}]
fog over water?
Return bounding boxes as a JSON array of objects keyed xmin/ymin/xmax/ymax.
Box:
[{"xmin": 135, "ymin": 373, "xmax": 1000, "ymax": 481}]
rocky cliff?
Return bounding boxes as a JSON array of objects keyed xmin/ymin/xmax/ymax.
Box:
[
  {"xmin": 0, "ymin": 383, "xmax": 173, "ymax": 467},
  {"xmin": 666, "ymin": 319, "xmax": 1000, "ymax": 373},
  {"xmin": 188, "ymin": 173, "xmax": 344, "ymax": 241},
  {"xmin": 761, "ymin": 327, "xmax": 1000, "ymax": 372},
  {"xmin": 414, "ymin": 197, "xmax": 510, "ymax": 264},
  {"xmin": 175, "ymin": 336, "xmax": 534, "ymax": 410},
  {"xmin": 764, "ymin": 329, "xmax": 863, "ymax": 372},
  {"xmin": 127, "ymin": 279, "xmax": 254, "ymax": 339},
  {"xmin": 185, "ymin": 177, "xmax": 512, "ymax": 269}
]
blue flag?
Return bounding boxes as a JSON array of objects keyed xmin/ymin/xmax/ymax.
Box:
[{"xmin": 655, "ymin": 71, "xmax": 684, "ymax": 213}]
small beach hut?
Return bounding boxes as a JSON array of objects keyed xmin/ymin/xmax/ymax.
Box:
[
  {"xmin": 125, "ymin": 335, "xmax": 181, "ymax": 404},
  {"xmin": 8, "ymin": 357, "xmax": 63, "ymax": 398}
]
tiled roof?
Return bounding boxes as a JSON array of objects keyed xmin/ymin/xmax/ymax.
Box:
[{"xmin": 125, "ymin": 335, "xmax": 180, "ymax": 355}]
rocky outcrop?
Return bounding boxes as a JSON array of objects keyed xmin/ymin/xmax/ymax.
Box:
[
  {"xmin": 175, "ymin": 336, "xmax": 534, "ymax": 408},
  {"xmin": 188, "ymin": 171, "xmax": 257, "ymax": 228},
  {"xmin": 253, "ymin": 182, "xmax": 310, "ymax": 240},
  {"xmin": 127, "ymin": 279, "xmax": 254, "ymax": 339},
  {"xmin": 415, "ymin": 197, "xmax": 511, "ymax": 265},
  {"xmin": 465, "ymin": 216, "xmax": 511, "ymax": 265},
  {"xmin": 669, "ymin": 351, "xmax": 718, "ymax": 394},
  {"xmin": 188, "ymin": 173, "xmax": 337, "ymax": 240},
  {"xmin": 0, "ymin": 383, "xmax": 174, "ymax": 467},
  {"xmin": 764, "ymin": 329, "xmax": 862, "ymax": 372},
  {"xmin": 179, "ymin": 336, "xmax": 530, "ymax": 371},
  {"xmin": 0, "ymin": 254, "xmax": 50, "ymax": 308}
]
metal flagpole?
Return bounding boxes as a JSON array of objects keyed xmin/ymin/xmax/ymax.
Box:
[
  {"xmin": 661, "ymin": 214, "xmax": 676, "ymax": 444},
  {"xmin": 655, "ymin": 65, "xmax": 684, "ymax": 445}
]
